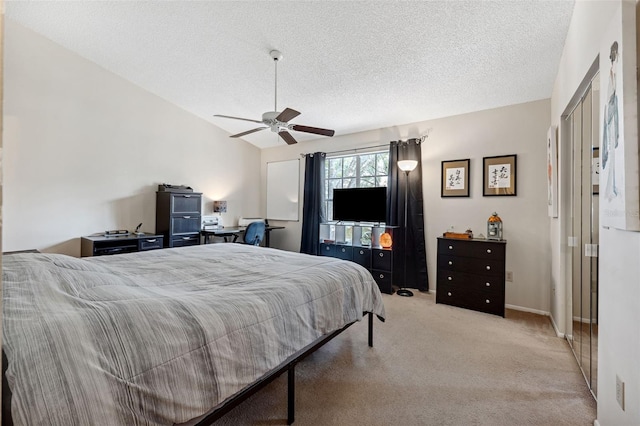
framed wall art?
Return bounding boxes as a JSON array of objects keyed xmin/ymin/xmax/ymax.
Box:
[
  {"xmin": 441, "ymin": 159, "xmax": 470, "ymax": 197},
  {"xmin": 599, "ymin": 1, "xmax": 640, "ymax": 231},
  {"xmin": 483, "ymin": 154, "xmax": 517, "ymax": 196}
]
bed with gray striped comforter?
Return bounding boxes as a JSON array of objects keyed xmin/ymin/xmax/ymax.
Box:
[{"xmin": 3, "ymin": 244, "xmax": 385, "ymax": 425}]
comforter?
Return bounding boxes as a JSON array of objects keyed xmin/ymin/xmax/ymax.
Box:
[{"xmin": 3, "ymin": 244, "xmax": 385, "ymax": 425}]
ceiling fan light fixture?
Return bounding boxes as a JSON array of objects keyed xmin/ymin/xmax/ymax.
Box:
[{"xmin": 213, "ymin": 50, "xmax": 335, "ymax": 145}]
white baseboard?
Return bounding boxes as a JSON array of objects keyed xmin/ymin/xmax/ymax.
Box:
[
  {"xmin": 505, "ymin": 304, "xmax": 567, "ymax": 338},
  {"xmin": 573, "ymin": 315, "xmax": 598, "ymax": 325},
  {"xmin": 549, "ymin": 313, "xmax": 565, "ymax": 338},
  {"xmin": 505, "ymin": 304, "xmax": 550, "ymax": 316},
  {"xmin": 594, "ymin": 420, "xmax": 601, "ymax": 426}
]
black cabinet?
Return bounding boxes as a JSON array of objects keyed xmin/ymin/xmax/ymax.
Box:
[
  {"xmin": 353, "ymin": 247, "xmax": 371, "ymax": 269},
  {"xmin": 319, "ymin": 224, "xmax": 397, "ymax": 294},
  {"xmin": 435, "ymin": 237, "xmax": 506, "ymax": 317},
  {"xmin": 156, "ymin": 191, "xmax": 202, "ymax": 248},
  {"xmin": 335, "ymin": 245, "xmax": 353, "ymax": 260},
  {"xmin": 81, "ymin": 234, "xmax": 164, "ymax": 257},
  {"xmin": 371, "ymin": 248, "xmax": 394, "ymax": 294}
]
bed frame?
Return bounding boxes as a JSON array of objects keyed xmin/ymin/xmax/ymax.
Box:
[{"xmin": 2, "ymin": 312, "xmax": 376, "ymax": 426}]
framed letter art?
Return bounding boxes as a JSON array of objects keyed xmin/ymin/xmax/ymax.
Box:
[
  {"xmin": 483, "ymin": 154, "xmax": 517, "ymax": 196},
  {"xmin": 441, "ymin": 159, "xmax": 470, "ymax": 197}
]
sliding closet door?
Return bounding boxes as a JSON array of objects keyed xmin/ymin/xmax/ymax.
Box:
[
  {"xmin": 566, "ymin": 78, "xmax": 599, "ymax": 398},
  {"xmin": 569, "ymin": 100, "xmax": 583, "ymax": 371},
  {"xmin": 589, "ymin": 80, "xmax": 599, "ymax": 396}
]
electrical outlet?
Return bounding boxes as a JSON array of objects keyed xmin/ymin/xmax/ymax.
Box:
[
  {"xmin": 506, "ymin": 271, "xmax": 513, "ymax": 282},
  {"xmin": 616, "ymin": 375, "xmax": 625, "ymax": 410}
]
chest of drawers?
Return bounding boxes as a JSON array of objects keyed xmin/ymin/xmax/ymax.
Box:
[
  {"xmin": 435, "ymin": 237, "xmax": 506, "ymax": 317},
  {"xmin": 156, "ymin": 191, "xmax": 202, "ymax": 248}
]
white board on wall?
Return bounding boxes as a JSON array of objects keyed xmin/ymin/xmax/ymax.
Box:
[{"xmin": 267, "ymin": 159, "xmax": 299, "ymax": 221}]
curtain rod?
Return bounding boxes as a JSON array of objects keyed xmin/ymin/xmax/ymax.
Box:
[
  {"xmin": 300, "ymin": 143, "xmax": 387, "ymax": 158},
  {"xmin": 300, "ymin": 134, "xmax": 429, "ymax": 158}
]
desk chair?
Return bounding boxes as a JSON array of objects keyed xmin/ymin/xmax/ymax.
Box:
[{"xmin": 241, "ymin": 221, "xmax": 266, "ymax": 246}]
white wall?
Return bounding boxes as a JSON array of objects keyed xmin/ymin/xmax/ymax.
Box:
[
  {"xmin": 550, "ymin": 1, "xmax": 640, "ymax": 425},
  {"xmin": 2, "ymin": 20, "xmax": 262, "ymax": 256},
  {"xmin": 262, "ymin": 99, "xmax": 551, "ymax": 313}
]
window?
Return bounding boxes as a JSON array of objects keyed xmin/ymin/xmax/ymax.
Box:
[{"xmin": 324, "ymin": 151, "xmax": 389, "ymax": 221}]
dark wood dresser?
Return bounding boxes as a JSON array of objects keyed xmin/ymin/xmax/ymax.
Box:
[{"xmin": 436, "ymin": 237, "xmax": 507, "ymax": 317}]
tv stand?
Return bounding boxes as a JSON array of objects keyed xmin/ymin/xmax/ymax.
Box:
[{"xmin": 318, "ymin": 223, "xmax": 398, "ymax": 294}]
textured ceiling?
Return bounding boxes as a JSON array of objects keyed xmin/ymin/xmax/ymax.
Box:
[{"xmin": 6, "ymin": 1, "xmax": 575, "ymax": 149}]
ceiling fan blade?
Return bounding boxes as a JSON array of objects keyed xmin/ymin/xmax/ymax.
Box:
[
  {"xmin": 278, "ymin": 130, "xmax": 298, "ymax": 145},
  {"xmin": 275, "ymin": 108, "xmax": 301, "ymax": 123},
  {"xmin": 290, "ymin": 124, "xmax": 335, "ymax": 137},
  {"xmin": 230, "ymin": 127, "xmax": 268, "ymax": 138},
  {"xmin": 214, "ymin": 114, "xmax": 264, "ymax": 124}
]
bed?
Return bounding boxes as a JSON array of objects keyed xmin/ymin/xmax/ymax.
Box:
[{"xmin": 2, "ymin": 244, "xmax": 385, "ymax": 425}]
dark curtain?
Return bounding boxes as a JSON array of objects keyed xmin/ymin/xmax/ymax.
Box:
[
  {"xmin": 300, "ymin": 152, "xmax": 326, "ymax": 254},
  {"xmin": 386, "ymin": 139, "xmax": 428, "ymax": 291}
]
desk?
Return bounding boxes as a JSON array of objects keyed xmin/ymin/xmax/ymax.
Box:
[{"xmin": 201, "ymin": 226, "xmax": 284, "ymax": 247}]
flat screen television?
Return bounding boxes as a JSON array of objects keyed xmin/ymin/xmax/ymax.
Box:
[{"xmin": 332, "ymin": 187, "xmax": 387, "ymax": 223}]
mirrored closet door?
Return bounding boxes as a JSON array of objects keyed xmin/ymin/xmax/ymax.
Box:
[{"xmin": 565, "ymin": 75, "xmax": 599, "ymax": 398}]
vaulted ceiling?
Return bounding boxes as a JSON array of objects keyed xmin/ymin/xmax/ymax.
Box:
[{"xmin": 6, "ymin": 1, "xmax": 575, "ymax": 148}]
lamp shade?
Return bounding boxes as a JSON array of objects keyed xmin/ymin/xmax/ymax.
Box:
[{"xmin": 398, "ymin": 160, "xmax": 418, "ymax": 172}]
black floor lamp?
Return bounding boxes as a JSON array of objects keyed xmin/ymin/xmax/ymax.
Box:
[{"xmin": 396, "ymin": 159, "xmax": 418, "ymax": 297}]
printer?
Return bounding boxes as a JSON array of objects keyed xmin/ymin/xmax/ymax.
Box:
[{"xmin": 202, "ymin": 215, "xmax": 221, "ymax": 230}]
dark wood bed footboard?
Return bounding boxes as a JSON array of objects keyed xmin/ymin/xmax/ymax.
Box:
[{"xmin": 2, "ymin": 312, "xmax": 377, "ymax": 426}]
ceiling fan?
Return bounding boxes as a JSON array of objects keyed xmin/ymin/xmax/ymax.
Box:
[{"xmin": 214, "ymin": 50, "xmax": 335, "ymax": 145}]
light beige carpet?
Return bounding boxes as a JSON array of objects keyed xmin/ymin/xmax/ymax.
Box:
[{"xmin": 215, "ymin": 292, "xmax": 596, "ymax": 425}]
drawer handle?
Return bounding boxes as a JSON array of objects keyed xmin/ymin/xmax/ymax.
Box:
[
  {"xmin": 379, "ymin": 253, "xmax": 384, "ymax": 257},
  {"xmin": 486, "ymin": 282, "xmax": 491, "ymax": 287},
  {"xmin": 448, "ymin": 261, "xmax": 453, "ymax": 265},
  {"xmin": 326, "ymin": 246, "xmax": 330, "ymax": 251},
  {"xmin": 447, "ymin": 276, "xmax": 452, "ymax": 281},
  {"xmin": 448, "ymin": 245, "xmax": 453, "ymax": 250},
  {"xmin": 360, "ymin": 250, "xmax": 364, "ymax": 255},
  {"xmin": 183, "ymin": 195, "xmax": 192, "ymax": 198},
  {"xmin": 487, "ymin": 249, "xmax": 492, "ymax": 254},
  {"xmin": 486, "ymin": 265, "xmax": 491, "ymax": 270},
  {"xmin": 447, "ymin": 292, "xmax": 452, "ymax": 296},
  {"xmin": 145, "ymin": 239, "xmax": 157, "ymax": 243},
  {"xmin": 486, "ymin": 299, "xmax": 491, "ymax": 304},
  {"xmin": 182, "ymin": 236, "xmax": 191, "ymax": 240},
  {"xmin": 183, "ymin": 216, "xmax": 191, "ymax": 219},
  {"xmin": 379, "ymin": 274, "xmax": 385, "ymax": 279},
  {"xmin": 341, "ymin": 248, "xmax": 346, "ymax": 252}
]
